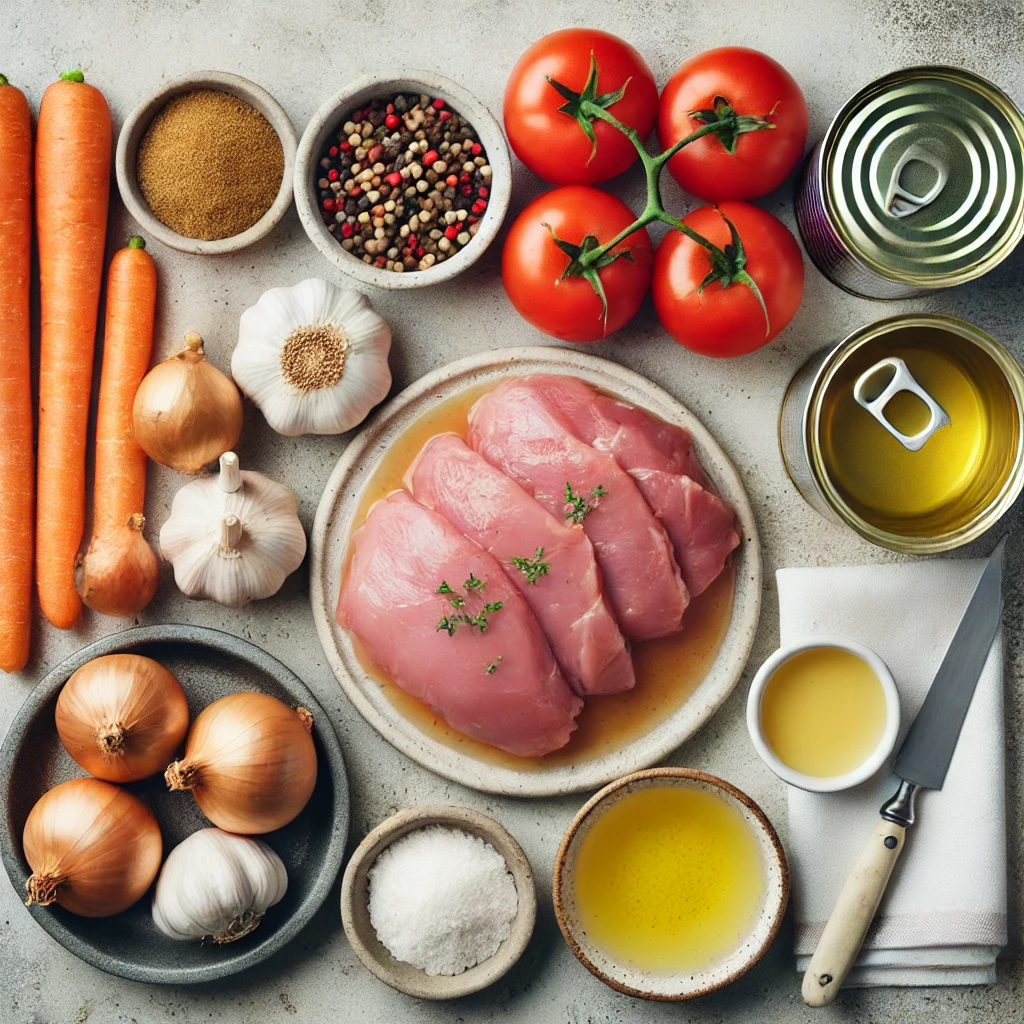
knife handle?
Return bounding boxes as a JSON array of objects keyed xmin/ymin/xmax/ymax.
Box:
[{"xmin": 801, "ymin": 817, "xmax": 906, "ymax": 1007}]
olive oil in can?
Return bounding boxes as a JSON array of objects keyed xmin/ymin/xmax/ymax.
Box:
[
  {"xmin": 780, "ymin": 315, "xmax": 1024, "ymax": 553},
  {"xmin": 797, "ymin": 67, "xmax": 1024, "ymax": 299}
]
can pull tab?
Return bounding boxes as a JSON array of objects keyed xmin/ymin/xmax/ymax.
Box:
[
  {"xmin": 854, "ymin": 357, "xmax": 950, "ymax": 452},
  {"xmin": 886, "ymin": 142, "xmax": 948, "ymax": 219}
]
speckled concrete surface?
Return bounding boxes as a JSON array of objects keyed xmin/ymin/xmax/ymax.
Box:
[{"xmin": 3, "ymin": 1, "xmax": 1024, "ymax": 1021}]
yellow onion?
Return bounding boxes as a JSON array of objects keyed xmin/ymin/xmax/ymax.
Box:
[
  {"xmin": 23, "ymin": 777, "xmax": 163, "ymax": 916},
  {"xmin": 165, "ymin": 692, "xmax": 317, "ymax": 834},
  {"xmin": 56, "ymin": 654, "xmax": 190, "ymax": 782},
  {"xmin": 132, "ymin": 331, "xmax": 243, "ymax": 474},
  {"xmin": 75, "ymin": 513, "xmax": 159, "ymax": 618}
]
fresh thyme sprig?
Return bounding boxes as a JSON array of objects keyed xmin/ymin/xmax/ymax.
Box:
[
  {"xmin": 564, "ymin": 483, "xmax": 607, "ymax": 525},
  {"xmin": 436, "ymin": 576, "xmax": 503, "ymax": 635},
  {"xmin": 510, "ymin": 547, "xmax": 551, "ymax": 584}
]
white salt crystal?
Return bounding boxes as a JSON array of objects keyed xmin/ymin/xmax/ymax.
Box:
[{"xmin": 367, "ymin": 825, "xmax": 519, "ymax": 976}]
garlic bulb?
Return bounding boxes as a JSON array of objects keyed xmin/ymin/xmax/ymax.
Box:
[
  {"xmin": 232, "ymin": 278, "xmax": 392, "ymax": 436},
  {"xmin": 159, "ymin": 452, "xmax": 306, "ymax": 608},
  {"xmin": 152, "ymin": 828, "xmax": 287, "ymax": 943}
]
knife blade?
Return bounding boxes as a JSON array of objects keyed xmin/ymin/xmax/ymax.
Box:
[
  {"xmin": 892, "ymin": 535, "xmax": 1005, "ymax": 790},
  {"xmin": 802, "ymin": 537, "xmax": 1006, "ymax": 1007}
]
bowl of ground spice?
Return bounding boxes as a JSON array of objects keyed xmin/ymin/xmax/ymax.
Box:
[
  {"xmin": 116, "ymin": 71, "xmax": 297, "ymax": 255},
  {"xmin": 295, "ymin": 73, "xmax": 511, "ymax": 289}
]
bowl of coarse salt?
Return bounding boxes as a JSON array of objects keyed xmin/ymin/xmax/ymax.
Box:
[{"xmin": 340, "ymin": 805, "xmax": 536, "ymax": 999}]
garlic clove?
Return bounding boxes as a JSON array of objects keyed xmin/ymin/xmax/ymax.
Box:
[
  {"xmin": 152, "ymin": 828, "xmax": 288, "ymax": 943},
  {"xmin": 232, "ymin": 278, "xmax": 392, "ymax": 437}
]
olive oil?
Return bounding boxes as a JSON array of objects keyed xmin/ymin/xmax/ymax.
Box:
[
  {"xmin": 818, "ymin": 322, "xmax": 1020, "ymax": 538},
  {"xmin": 760, "ymin": 647, "xmax": 886, "ymax": 777},
  {"xmin": 346, "ymin": 383, "xmax": 737, "ymax": 769},
  {"xmin": 572, "ymin": 785, "xmax": 765, "ymax": 974}
]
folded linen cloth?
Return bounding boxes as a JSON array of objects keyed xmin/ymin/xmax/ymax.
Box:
[{"xmin": 777, "ymin": 559, "xmax": 1006, "ymax": 988}]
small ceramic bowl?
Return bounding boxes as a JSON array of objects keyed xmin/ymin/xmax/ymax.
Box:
[
  {"xmin": 553, "ymin": 768, "xmax": 788, "ymax": 1001},
  {"xmin": 746, "ymin": 634, "xmax": 901, "ymax": 793},
  {"xmin": 340, "ymin": 805, "xmax": 536, "ymax": 999},
  {"xmin": 294, "ymin": 72, "xmax": 511, "ymax": 289},
  {"xmin": 115, "ymin": 71, "xmax": 297, "ymax": 255}
]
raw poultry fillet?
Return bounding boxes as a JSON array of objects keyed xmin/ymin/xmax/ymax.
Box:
[
  {"xmin": 406, "ymin": 433, "xmax": 635, "ymax": 696},
  {"xmin": 468, "ymin": 380, "xmax": 689, "ymax": 641},
  {"xmin": 337, "ymin": 489, "xmax": 582, "ymax": 756},
  {"xmin": 518, "ymin": 374, "xmax": 740, "ymax": 596}
]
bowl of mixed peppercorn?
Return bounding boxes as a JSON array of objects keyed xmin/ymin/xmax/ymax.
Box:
[{"xmin": 295, "ymin": 72, "xmax": 511, "ymax": 288}]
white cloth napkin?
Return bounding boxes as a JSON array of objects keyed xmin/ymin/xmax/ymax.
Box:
[{"xmin": 777, "ymin": 559, "xmax": 1006, "ymax": 988}]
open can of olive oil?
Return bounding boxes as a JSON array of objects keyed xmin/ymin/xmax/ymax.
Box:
[
  {"xmin": 780, "ymin": 314, "xmax": 1024, "ymax": 552},
  {"xmin": 797, "ymin": 66, "xmax": 1024, "ymax": 298}
]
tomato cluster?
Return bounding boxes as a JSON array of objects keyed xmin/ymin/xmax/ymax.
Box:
[{"xmin": 501, "ymin": 30, "xmax": 807, "ymax": 357}]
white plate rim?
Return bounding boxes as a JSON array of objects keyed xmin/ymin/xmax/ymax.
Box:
[{"xmin": 310, "ymin": 347, "xmax": 761, "ymax": 797}]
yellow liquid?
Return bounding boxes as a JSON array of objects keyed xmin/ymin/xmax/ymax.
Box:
[
  {"xmin": 820, "ymin": 326, "xmax": 1019, "ymax": 537},
  {"xmin": 572, "ymin": 786, "xmax": 765, "ymax": 974},
  {"xmin": 345, "ymin": 384, "xmax": 737, "ymax": 769},
  {"xmin": 760, "ymin": 647, "xmax": 886, "ymax": 777}
]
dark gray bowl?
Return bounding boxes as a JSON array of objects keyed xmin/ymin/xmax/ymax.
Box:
[{"xmin": 0, "ymin": 624, "xmax": 349, "ymax": 984}]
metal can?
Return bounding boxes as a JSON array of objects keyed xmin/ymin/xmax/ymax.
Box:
[
  {"xmin": 780, "ymin": 314, "xmax": 1024, "ymax": 553},
  {"xmin": 797, "ymin": 67, "xmax": 1024, "ymax": 299}
]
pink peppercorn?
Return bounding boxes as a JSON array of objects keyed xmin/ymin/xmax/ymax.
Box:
[
  {"xmin": 431, "ymin": 97, "xmax": 445, "ymax": 109},
  {"xmin": 328, "ymin": 169, "xmax": 339, "ymax": 181},
  {"xmin": 444, "ymin": 225, "xmax": 458, "ymax": 240},
  {"xmin": 385, "ymin": 113, "xmax": 400, "ymax": 129},
  {"xmin": 461, "ymin": 184, "xmax": 472, "ymax": 196},
  {"xmin": 423, "ymin": 149, "xmax": 439, "ymax": 166},
  {"xmin": 472, "ymin": 199, "xmax": 487, "ymax": 213},
  {"xmin": 446, "ymin": 174, "xmax": 458, "ymax": 187},
  {"xmin": 322, "ymin": 198, "xmax": 335, "ymax": 210},
  {"xmin": 329, "ymin": 146, "xmax": 338, "ymax": 156},
  {"xmin": 341, "ymin": 222, "xmax": 354, "ymax": 238},
  {"xmin": 439, "ymin": 110, "xmax": 452, "ymax": 121},
  {"xmin": 471, "ymin": 143, "xmax": 483, "ymax": 156},
  {"xmin": 478, "ymin": 186, "xmax": 489, "ymax": 198},
  {"xmin": 386, "ymin": 171, "xmax": 402, "ymax": 186},
  {"xmin": 341, "ymin": 141, "xmax": 352, "ymax": 152}
]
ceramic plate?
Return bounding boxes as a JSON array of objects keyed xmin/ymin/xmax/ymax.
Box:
[
  {"xmin": 0, "ymin": 625, "xmax": 349, "ymax": 984},
  {"xmin": 310, "ymin": 348, "xmax": 761, "ymax": 797}
]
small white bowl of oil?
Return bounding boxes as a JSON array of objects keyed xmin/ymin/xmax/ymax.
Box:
[{"xmin": 746, "ymin": 635, "xmax": 901, "ymax": 793}]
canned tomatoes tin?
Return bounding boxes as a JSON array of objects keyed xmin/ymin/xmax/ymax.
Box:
[
  {"xmin": 780, "ymin": 314, "xmax": 1024, "ymax": 553},
  {"xmin": 797, "ymin": 67, "xmax": 1024, "ymax": 299}
]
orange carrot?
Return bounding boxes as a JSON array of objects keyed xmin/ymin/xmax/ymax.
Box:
[
  {"xmin": 0, "ymin": 74, "xmax": 34, "ymax": 671},
  {"xmin": 76, "ymin": 237, "xmax": 159, "ymax": 617},
  {"xmin": 35, "ymin": 70, "xmax": 111, "ymax": 628}
]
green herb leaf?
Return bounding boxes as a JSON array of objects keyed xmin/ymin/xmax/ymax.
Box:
[
  {"xmin": 485, "ymin": 657, "xmax": 504, "ymax": 675},
  {"xmin": 464, "ymin": 572, "xmax": 485, "ymax": 592},
  {"xmin": 437, "ymin": 616, "xmax": 458, "ymax": 636},
  {"xmin": 510, "ymin": 547, "xmax": 551, "ymax": 585},
  {"xmin": 565, "ymin": 483, "xmax": 607, "ymax": 525},
  {"xmin": 437, "ymin": 581, "xmax": 454, "ymax": 594}
]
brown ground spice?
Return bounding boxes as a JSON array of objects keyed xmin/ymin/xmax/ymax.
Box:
[{"xmin": 137, "ymin": 89, "xmax": 284, "ymax": 241}]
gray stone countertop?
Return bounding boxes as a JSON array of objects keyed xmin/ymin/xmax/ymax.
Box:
[{"xmin": 3, "ymin": 0, "xmax": 1023, "ymax": 1021}]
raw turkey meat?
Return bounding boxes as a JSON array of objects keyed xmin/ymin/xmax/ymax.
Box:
[
  {"xmin": 406, "ymin": 433, "xmax": 635, "ymax": 695},
  {"xmin": 337, "ymin": 489, "xmax": 581, "ymax": 756},
  {"xmin": 468, "ymin": 380, "xmax": 688, "ymax": 641},
  {"xmin": 518, "ymin": 374, "xmax": 740, "ymax": 596}
]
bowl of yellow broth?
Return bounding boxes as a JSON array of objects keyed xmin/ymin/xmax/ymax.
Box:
[
  {"xmin": 552, "ymin": 768, "xmax": 788, "ymax": 1000},
  {"xmin": 747, "ymin": 636, "xmax": 901, "ymax": 792}
]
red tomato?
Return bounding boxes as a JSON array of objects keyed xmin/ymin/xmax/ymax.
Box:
[
  {"xmin": 658, "ymin": 47, "xmax": 808, "ymax": 202},
  {"xmin": 503, "ymin": 186, "xmax": 652, "ymax": 343},
  {"xmin": 652, "ymin": 202, "xmax": 804, "ymax": 357},
  {"xmin": 504, "ymin": 29, "xmax": 659, "ymax": 185}
]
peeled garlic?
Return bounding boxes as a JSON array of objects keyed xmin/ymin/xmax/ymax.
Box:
[
  {"xmin": 232, "ymin": 278, "xmax": 392, "ymax": 437},
  {"xmin": 159, "ymin": 452, "xmax": 306, "ymax": 608},
  {"xmin": 152, "ymin": 828, "xmax": 287, "ymax": 943}
]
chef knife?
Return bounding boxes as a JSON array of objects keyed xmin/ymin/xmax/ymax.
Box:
[{"xmin": 802, "ymin": 536, "xmax": 1006, "ymax": 1007}]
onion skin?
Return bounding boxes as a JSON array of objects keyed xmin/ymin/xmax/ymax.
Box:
[
  {"xmin": 165, "ymin": 692, "xmax": 317, "ymax": 834},
  {"xmin": 23, "ymin": 777, "xmax": 162, "ymax": 917},
  {"xmin": 75, "ymin": 513, "xmax": 159, "ymax": 617},
  {"xmin": 56, "ymin": 654, "xmax": 190, "ymax": 782},
  {"xmin": 132, "ymin": 332, "xmax": 243, "ymax": 474}
]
